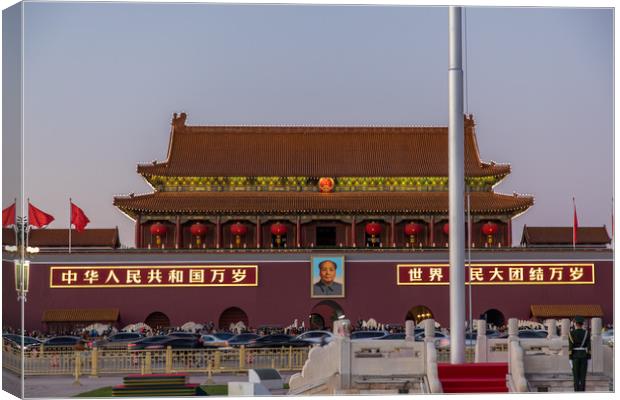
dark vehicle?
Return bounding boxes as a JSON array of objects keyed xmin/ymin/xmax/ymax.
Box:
[
  {"xmin": 378, "ymin": 333, "xmax": 407, "ymax": 340},
  {"xmin": 213, "ymin": 332, "xmax": 235, "ymax": 341},
  {"xmin": 143, "ymin": 337, "xmax": 200, "ymax": 350},
  {"xmin": 3, "ymin": 334, "xmax": 42, "ymax": 350},
  {"xmin": 246, "ymin": 334, "xmax": 309, "ymax": 348},
  {"xmin": 228, "ymin": 333, "xmax": 260, "ymax": 347},
  {"xmin": 127, "ymin": 336, "xmax": 170, "ymax": 350},
  {"xmin": 167, "ymin": 332, "xmax": 200, "ymax": 339},
  {"xmin": 497, "ymin": 330, "xmax": 548, "ymax": 339},
  {"xmin": 350, "ymin": 331, "xmax": 388, "ymax": 340},
  {"xmin": 95, "ymin": 332, "xmax": 144, "ymax": 349},
  {"xmin": 43, "ymin": 336, "xmax": 85, "ymax": 348}
]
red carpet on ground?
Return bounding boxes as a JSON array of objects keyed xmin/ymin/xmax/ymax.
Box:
[{"xmin": 438, "ymin": 363, "xmax": 509, "ymax": 393}]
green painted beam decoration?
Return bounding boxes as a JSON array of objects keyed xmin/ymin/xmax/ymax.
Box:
[{"xmin": 145, "ymin": 175, "xmax": 504, "ymax": 192}]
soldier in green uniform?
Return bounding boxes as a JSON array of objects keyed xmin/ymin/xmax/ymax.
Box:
[{"xmin": 568, "ymin": 316, "xmax": 591, "ymax": 391}]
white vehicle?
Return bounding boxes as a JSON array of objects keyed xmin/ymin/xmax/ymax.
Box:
[
  {"xmin": 295, "ymin": 330, "xmax": 334, "ymax": 344},
  {"xmin": 601, "ymin": 329, "xmax": 614, "ymax": 345}
]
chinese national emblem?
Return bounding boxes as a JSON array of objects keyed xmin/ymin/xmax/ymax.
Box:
[{"xmin": 318, "ymin": 177, "xmax": 335, "ymax": 193}]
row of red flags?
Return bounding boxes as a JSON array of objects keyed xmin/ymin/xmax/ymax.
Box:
[{"xmin": 2, "ymin": 201, "xmax": 90, "ymax": 232}]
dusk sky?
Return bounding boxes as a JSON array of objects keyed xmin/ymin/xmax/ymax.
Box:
[{"xmin": 2, "ymin": 2, "xmax": 613, "ymax": 247}]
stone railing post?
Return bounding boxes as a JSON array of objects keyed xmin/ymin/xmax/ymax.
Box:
[
  {"xmin": 590, "ymin": 318, "xmax": 603, "ymax": 373},
  {"xmin": 545, "ymin": 319, "xmax": 558, "ymax": 338},
  {"xmin": 475, "ymin": 319, "xmax": 488, "ymax": 363},
  {"xmin": 90, "ymin": 347, "xmax": 98, "ymax": 377},
  {"xmin": 424, "ymin": 318, "xmax": 435, "ymax": 343},
  {"xmin": 333, "ymin": 319, "xmax": 351, "ymax": 390},
  {"xmin": 405, "ymin": 320, "xmax": 415, "ymax": 341},
  {"xmin": 560, "ymin": 319, "xmax": 570, "ymax": 340}
]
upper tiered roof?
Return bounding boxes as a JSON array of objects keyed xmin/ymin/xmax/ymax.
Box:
[{"xmin": 136, "ymin": 113, "xmax": 511, "ymax": 178}]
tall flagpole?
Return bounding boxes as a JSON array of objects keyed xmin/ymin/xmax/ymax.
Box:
[
  {"xmin": 449, "ymin": 5, "xmax": 466, "ymax": 364},
  {"xmin": 467, "ymin": 191, "xmax": 472, "ymax": 345},
  {"xmin": 69, "ymin": 198, "xmax": 72, "ymax": 254}
]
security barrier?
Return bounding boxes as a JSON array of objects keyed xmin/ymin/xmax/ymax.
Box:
[{"xmin": 2, "ymin": 346, "xmax": 310, "ymax": 377}]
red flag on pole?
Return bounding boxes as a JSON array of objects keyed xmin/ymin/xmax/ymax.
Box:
[
  {"xmin": 2, "ymin": 202, "xmax": 16, "ymax": 228},
  {"xmin": 70, "ymin": 201, "xmax": 90, "ymax": 232},
  {"xmin": 573, "ymin": 197, "xmax": 579, "ymax": 248},
  {"xmin": 28, "ymin": 202, "xmax": 55, "ymax": 228}
]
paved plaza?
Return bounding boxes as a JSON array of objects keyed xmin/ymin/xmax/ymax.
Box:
[{"xmin": 2, "ymin": 369, "xmax": 294, "ymax": 398}]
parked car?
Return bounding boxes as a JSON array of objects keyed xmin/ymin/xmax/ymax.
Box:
[
  {"xmin": 3, "ymin": 334, "xmax": 42, "ymax": 350},
  {"xmin": 602, "ymin": 329, "xmax": 613, "ymax": 344},
  {"xmin": 142, "ymin": 337, "xmax": 201, "ymax": 350},
  {"xmin": 43, "ymin": 336, "xmax": 86, "ymax": 348},
  {"xmin": 212, "ymin": 332, "xmax": 235, "ymax": 341},
  {"xmin": 350, "ymin": 331, "xmax": 388, "ymax": 340},
  {"xmin": 246, "ymin": 334, "xmax": 310, "ymax": 348},
  {"xmin": 497, "ymin": 330, "xmax": 548, "ymax": 339},
  {"xmin": 95, "ymin": 332, "xmax": 144, "ymax": 349},
  {"xmin": 295, "ymin": 330, "xmax": 334, "ymax": 345},
  {"xmin": 227, "ymin": 333, "xmax": 260, "ymax": 347},
  {"xmin": 167, "ymin": 331, "xmax": 200, "ymax": 339},
  {"xmin": 414, "ymin": 331, "xmax": 450, "ymax": 348},
  {"xmin": 378, "ymin": 333, "xmax": 407, "ymax": 340},
  {"xmin": 199, "ymin": 334, "xmax": 229, "ymax": 348},
  {"xmin": 127, "ymin": 335, "xmax": 171, "ymax": 350}
]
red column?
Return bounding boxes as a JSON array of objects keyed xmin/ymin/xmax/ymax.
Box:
[
  {"xmin": 390, "ymin": 216, "xmax": 396, "ymax": 247},
  {"xmin": 507, "ymin": 219, "xmax": 512, "ymax": 247},
  {"xmin": 216, "ymin": 216, "xmax": 221, "ymax": 249},
  {"xmin": 135, "ymin": 214, "xmax": 142, "ymax": 248},
  {"xmin": 296, "ymin": 216, "xmax": 301, "ymax": 247},
  {"xmin": 429, "ymin": 216, "xmax": 435, "ymax": 246},
  {"xmin": 175, "ymin": 216, "xmax": 182, "ymax": 249},
  {"xmin": 256, "ymin": 216, "xmax": 261, "ymax": 248},
  {"xmin": 351, "ymin": 216, "xmax": 357, "ymax": 247}
]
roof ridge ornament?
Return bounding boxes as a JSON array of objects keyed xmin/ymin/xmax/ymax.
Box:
[{"xmin": 172, "ymin": 112, "xmax": 188, "ymax": 131}]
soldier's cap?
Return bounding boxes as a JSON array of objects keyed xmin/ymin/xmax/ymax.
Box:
[{"xmin": 574, "ymin": 316, "xmax": 585, "ymax": 324}]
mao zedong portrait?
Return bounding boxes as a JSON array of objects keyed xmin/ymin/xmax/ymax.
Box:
[{"xmin": 313, "ymin": 259, "xmax": 343, "ymax": 296}]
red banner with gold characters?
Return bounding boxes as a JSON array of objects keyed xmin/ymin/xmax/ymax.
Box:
[
  {"xmin": 397, "ymin": 263, "xmax": 594, "ymax": 285},
  {"xmin": 50, "ymin": 265, "xmax": 258, "ymax": 288}
]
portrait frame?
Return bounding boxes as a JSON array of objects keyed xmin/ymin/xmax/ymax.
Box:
[{"xmin": 310, "ymin": 256, "xmax": 345, "ymax": 298}]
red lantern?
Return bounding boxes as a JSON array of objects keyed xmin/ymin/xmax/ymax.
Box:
[
  {"xmin": 365, "ymin": 222, "xmax": 383, "ymax": 236},
  {"xmin": 190, "ymin": 222, "xmax": 208, "ymax": 247},
  {"xmin": 270, "ymin": 222, "xmax": 288, "ymax": 236},
  {"xmin": 150, "ymin": 223, "xmax": 168, "ymax": 247},
  {"xmin": 230, "ymin": 222, "xmax": 248, "ymax": 247},
  {"xmin": 481, "ymin": 222, "xmax": 498, "ymax": 245},
  {"xmin": 442, "ymin": 223, "xmax": 450, "ymax": 235},
  {"xmin": 318, "ymin": 177, "xmax": 335, "ymax": 193},
  {"xmin": 404, "ymin": 222, "xmax": 424, "ymax": 246},
  {"xmin": 270, "ymin": 222, "xmax": 288, "ymax": 247},
  {"xmin": 404, "ymin": 222, "xmax": 424, "ymax": 236}
]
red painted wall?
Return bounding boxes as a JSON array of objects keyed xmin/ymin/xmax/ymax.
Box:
[{"xmin": 2, "ymin": 257, "xmax": 613, "ymax": 332}]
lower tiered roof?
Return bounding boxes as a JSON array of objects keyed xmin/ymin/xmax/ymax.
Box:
[{"xmin": 114, "ymin": 191, "xmax": 533, "ymax": 218}]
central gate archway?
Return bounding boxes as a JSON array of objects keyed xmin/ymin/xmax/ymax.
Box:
[
  {"xmin": 145, "ymin": 311, "xmax": 170, "ymax": 330},
  {"xmin": 219, "ymin": 307, "xmax": 249, "ymax": 330},
  {"xmin": 405, "ymin": 305, "xmax": 435, "ymax": 325},
  {"xmin": 310, "ymin": 300, "xmax": 345, "ymax": 330}
]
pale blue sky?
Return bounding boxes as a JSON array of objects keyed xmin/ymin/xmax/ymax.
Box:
[{"xmin": 2, "ymin": 2, "xmax": 613, "ymax": 246}]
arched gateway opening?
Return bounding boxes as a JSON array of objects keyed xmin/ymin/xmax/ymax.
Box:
[
  {"xmin": 480, "ymin": 308, "xmax": 505, "ymax": 328},
  {"xmin": 405, "ymin": 305, "xmax": 434, "ymax": 325},
  {"xmin": 219, "ymin": 307, "xmax": 249, "ymax": 330},
  {"xmin": 310, "ymin": 300, "xmax": 345, "ymax": 330},
  {"xmin": 145, "ymin": 311, "xmax": 170, "ymax": 330}
]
